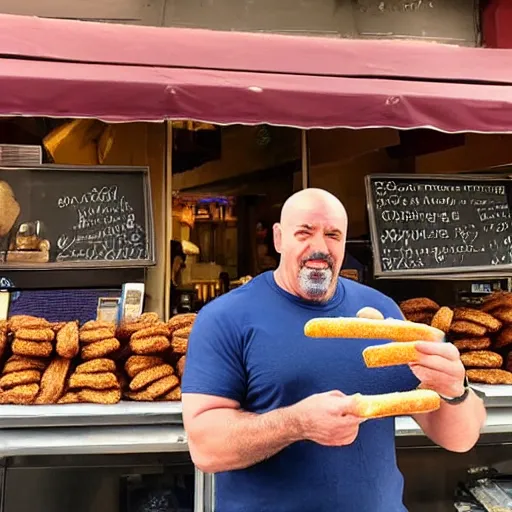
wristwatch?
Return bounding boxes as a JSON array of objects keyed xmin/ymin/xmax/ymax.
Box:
[{"xmin": 440, "ymin": 375, "xmax": 470, "ymax": 405}]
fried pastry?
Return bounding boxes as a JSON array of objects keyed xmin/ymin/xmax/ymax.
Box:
[
  {"xmin": 170, "ymin": 336, "xmax": 188, "ymax": 355},
  {"xmin": 51, "ymin": 322, "xmax": 67, "ymax": 333},
  {"xmin": 481, "ymin": 293, "xmax": 512, "ymax": 313},
  {"xmin": 460, "ymin": 350, "xmax": 503, "ymax": 369},
  {"xmin": 75, "ymin": 359, "xmax": 116, "ymax": 374},
  {"xmin": 81, "ymin": 338, "xmax": 120, "ymax": 360},
  {"xmin": 81, "ymin": 320, "xmax": 116, "ymax": 332},
  {"xmin": 131, "ymin": 323, "xmax": 171, "ymax": 340},
  {"xmin": 173, "ymin": 326, "xmax": 192, "ymax": 338},
  {"xmin": 12, "ymin": 340, "xmax": 53, "ymax": 358},
  {"xmin": 363, "ymin": 342, "xmax": 419, "ymax": 368},
  {"xmin": 124, "ymin": 355, "xmax": 165, "ymax": 378},
  {"xmin": 466, "ymin": 369, "xmax": 512, "ymax": 385},
  {"xmin": 56, "ymin": 321, "xmax": 79, "ymax": 359},
  {"xmin": 0, "ymin": 324, "xmax": 7, "ymax": 360},
  {"xmin": 449, "ymin": 321, "xmax": 487, "ymax": 337},
  {"xmin": 34, "ymin": 357, "xmax": 71, "ymax": 404},
  {"xmin": 159, "ymin": 386, "xmax": 182, "ymax": 401},
  {"xmin": 0, "ymin": 383, "xmax": 39, "ymax": 404},
  {"xmin": 9, "ymin": 315, "xmax": 50, "ymax": 332},
  {"xmin": 0, "ymin": 370, "xmax": 41, "ymax": 390},
  {"xmin": 168, "ymin": 313, "xmax": 197, "ymax": 333},
  {"xmin": 430, "ymin": 307, "xmax": 454, "ymax": 333},
  {"xmin": 139, "ymin": 312, "xmax": 160, "ymax": 324},
  {"xmin": 453, "ymin": 337, "xmax": 492, "ymax": 352},
  {"xmin": 453, "ymin": 308, "xmax": 502, "ymax": 332},
  {"xmin": 69, "ymin": 372, "xmax": 119, "ymax": 390},
  {"xmin": 2, "ymin": 356, "xmax": 47, "ymax": 374},
  {"xmin": 79, "ymin": 388, "xmax": 121, "ymax": 404},
  {"xmin": 399, "ymin": 298, "xmax": 440, "ymax": 314},
  {"xmin": 176, "ymin": 356, "xmax": 186, "ymax": 377},
  {"xmin": 495, "ymin": 326, "xmax": 512, "ymax": 348},
  {"xmin": 129, "ymin": 335, "xmax": 171, "ymax": 355},
  {"xmin": 15, "ymin": 328, "xmax": 55, "ymax": 342},
  {"xmin": 404, "ymin": 311, "xmax": 434, "ymax": 324},
  {"xmin": 490, "ymin": 307, "xmax": 512, "ymax": 325},
  {"xmin": 129, "ymin": 364, "xmax": 175, "ymax": 391},
  {"xmin": 125, "ymin": 375, "xmax": 180, "ymax": 401},
  {"xmin": 57, "ymin": 392, "xmax": 81, "ymax": 404},
  {"xmin": 117, "ymin": 313, "xmax": 159, "ymax": 337},
  {"xmin": 80, "ymin": 328, "xmax": 117, "ymax": 344}
]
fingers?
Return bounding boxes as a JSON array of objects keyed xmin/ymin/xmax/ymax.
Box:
[{"xmin": 414, "ymin": 341, "xmax": 460, "ymax": 361}]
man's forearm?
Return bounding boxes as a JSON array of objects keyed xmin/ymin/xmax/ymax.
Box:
[
  {"xmin": 187, "ymin": 406, "xmax": 302, "ymax": 473},
  {"xmin": 416, "ymin": 390, "xmax": 486, "ymax": 452}
]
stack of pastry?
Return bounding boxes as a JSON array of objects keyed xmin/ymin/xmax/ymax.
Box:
[
  {"xmin": 128, "ymin": 320, "xmax": 171, "ymax": 356},
  {"xmin": 399, "ymin": 298, "xmax": 441, "ymax": 326},
  {"xmin": 0, "ymin": 315, "xmax": 55, "ymax": 404},
  {"xmin": 169, "ymin": 313, "xmax": 196, "ymax": 357},
  {"xmin": 124, "ymin": 355, "xmax": 180, "ymax": 401}
]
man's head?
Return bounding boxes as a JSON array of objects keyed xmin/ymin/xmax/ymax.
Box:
[{"xmin": 273, "ymin": 188, "xmax": 348, "ymax": 302}]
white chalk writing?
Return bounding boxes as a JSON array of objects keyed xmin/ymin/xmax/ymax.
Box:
[{"xmin": 55, "ymin": 185, "xmax": 147, "ymax": 262}]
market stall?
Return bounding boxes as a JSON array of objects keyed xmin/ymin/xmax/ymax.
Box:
[{"xmin": 1, "ymin": 10, "xmax": 512, "ymax": 512}]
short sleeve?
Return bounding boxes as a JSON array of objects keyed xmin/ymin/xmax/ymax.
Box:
[{"xmin": 181, "ymin": 305, "xmax": 246, "ymax": 403}]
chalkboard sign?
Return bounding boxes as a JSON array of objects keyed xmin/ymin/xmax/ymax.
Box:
[
  {"xmin": 366, "ymin": 174, "xmax": 512, "ymax": 277},
  {"xmin": 0, "ymin": 165, "xmax": 154, "ymax": 269}
]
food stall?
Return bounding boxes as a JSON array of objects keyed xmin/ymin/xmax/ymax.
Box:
[{"xmin": 1, "ymin": 10, "xmax": 512, "ymax": 512}]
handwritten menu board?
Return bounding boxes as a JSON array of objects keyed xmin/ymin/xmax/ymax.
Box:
[
  {"xmin": 0, "ymin": 166, "xmax": 154, "ymax": 268},
  {"xmin": 365, "ymin": 174, "xmax": 512, "ymax": 277}
]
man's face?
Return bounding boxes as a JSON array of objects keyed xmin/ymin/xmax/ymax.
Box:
[{"xmin": 274, "ymin": 206, "xmax": 347, "ymax": 301}]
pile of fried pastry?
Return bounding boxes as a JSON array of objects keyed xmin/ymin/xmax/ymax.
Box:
[
  {"xmin": 0, "ymin": 312, "xmax": 195, "ymax": 405},
  {"xmin": 400, "ymin": 292, "xmax": 512, "ymax": 385}
]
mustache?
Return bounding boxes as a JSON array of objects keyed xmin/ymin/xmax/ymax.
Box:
[{"xmin": 301, "ymin": 252, "xmax": 334, "ymax": 269}]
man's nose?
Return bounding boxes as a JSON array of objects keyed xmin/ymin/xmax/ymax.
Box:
[{"xmin": 311, "ymin": 232, "xmax": 329, "ymax": 254}]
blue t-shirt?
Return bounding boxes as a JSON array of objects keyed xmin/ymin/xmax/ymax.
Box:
[{"xmin": 182, "ymin": 272, "xmax": 419, "ymax": 512}]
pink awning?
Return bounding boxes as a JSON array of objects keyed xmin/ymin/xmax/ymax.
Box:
[{"xmin": 1, "ymin": 14, "xmax": 512, "ymax": 132}]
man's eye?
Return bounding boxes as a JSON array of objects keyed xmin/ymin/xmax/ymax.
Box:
[{"xmin": 327, "ymin": 233, "xmax": 341, "ymax": 240}]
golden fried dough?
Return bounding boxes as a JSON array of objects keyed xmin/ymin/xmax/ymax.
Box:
[
  {"xmin": 0, "ymin": 370, "xmax": 41, "ymax": 390},
  {"xmin": 490, "ymin": 307, "xmax": 512, "ymax": 325},
  {"xmin": 400, "ymin": 298, "xmax": 439, "ymax": 314},
  {"xmin": 168, "ymin": 313, "xmax": 196, "ymax": 331},
  {"xmin": 129, "ymin": 335, "xmax": 170, "ymax": 355},
  {"xmin": 453, "ymin": 308, "xmax": 501, "ymax": 332},
  {"xmin": 131, "ymin": 323, "xmax": 171, "ymax": 340},
  {"xmin": 173, "ymin": 326, "xmax": 192, "ymax": 338},
  {"xmin": 80, "ymin": 328, "xmax": 117, "ymax": 344},
  {"xmin": 0, "ymin": 383, "xmax": 39, "ymax": 404},
  {"xmin": 460, "ymin": 350, "xmax": 503, "ymax": 369},
  {"xmin": 75, "ymin": 359, "xmax": 116, "ymax": 374},
  {"xmin": 117, "ymin": 314, "xmax": 159, "ymax": 337},
  {"xmin": 81, "ymin": 320, "xmax": 116, "ymax": 332},
  {"xmin": 15, "ymin": 328, "xmax": 55, "ymax": 342},
  {"xmin": 449, "ymin": 321, "xmax": 487, "ymax": 337},
  {"xmin": 57, "ymin": 392, "xmax": 80, "ymax": 404},
  {"xmin": 495, "ymin": 326, "xmax": 512, "ymax": 348},
  {"xmin": 404, "ymin": 312, "xmax": 434, "ymax": 324},
  {"xmin": 176, "ymin": 356, "xmax": 186, "ymax": 377},
  {"xmin": 129, "ymin": 364, "xmax": 174, "ymax": 391},
  {"xmin": 481, "ymin": 293, "xmax": 512, "ymax": 313},
  {"xmin": 0, "ymin": 326, "xmax": 7, "ymax": 360},
  {"xmin": 69, "ymin": 372, "xmax": 119, "ymax": 390},
  {"xmin": 453, "ymin": 337, "xmax": 492, "ymax": 352},
  {"xmin": 56, "ymin": 321, "xmax": 79, "ymax": 359},
  {"xmin": 12, "ymin": 340, "xmax": 53, "ymax": 358},
  {"xmin": 9, "ymin": 315, "xmax": 50, "ymax": 332},
  {"xmin": 124, "ymin": 355, "xmax": 165, "ymax": 378},
  {"xmin": 467, "ymin": 369, "xmax": 512, "ymax": 385},
  {"xmin": 51, "ymin": 322, "xmax": 67, "ymax": 332},
  {"xmin": 430, "ymin": 307, "xmax": 454, "ymax": 333},
  {"xmin": 81, "ymin": 338, "xmax": 120, "ymax": 360},
  {"xmin": 34, "ymin": 357, "xmax": 71, "ymax": 404},
  {"xmin": 126, "ymin": 375, "xmax": 180, "ymax": 401},
  {"xmin": 139, "ymin": 312, "xmax": 160, "ymax": 323},
  {"xmin": 79, "ymin": 388, "xmax": 121, "ymax": 404},
  {"xmin": 171, "ymin": 336, "xmax": 188, "ymax": 355},
  {"xmin": 159, "ymin": 386, "xmax": 182, "ymax": 401},
  {"xmin": 3, "ymin": 356, "xmax": 47, "ymax": 374}
]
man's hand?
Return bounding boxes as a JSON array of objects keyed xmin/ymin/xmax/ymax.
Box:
[
  {"xmin": 292, "ymin": 390, "xmax": 364, "ymax": 446},
  {"xmin": 410, "ymin": 342, "xmax": 466, "ymax": 399}
]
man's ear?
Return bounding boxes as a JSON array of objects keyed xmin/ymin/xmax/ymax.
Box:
[{"xmin": 273, "ymin": 223, "xmax": 282, "ymax": 253}]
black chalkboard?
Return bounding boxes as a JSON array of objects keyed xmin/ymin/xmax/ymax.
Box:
[
  {"xmin": 0, "ymin": 165, "xmax": 154, "ymax": 269},
  {"xmin": 366, "ymin": 174, "xmax": 512, "ymax": 277}
]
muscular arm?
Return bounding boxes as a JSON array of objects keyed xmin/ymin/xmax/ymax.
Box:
[
  {"xmin": 183, "ymin": 393, "xmax": 302, "ymax": 473},
  {"xmin": 413, "ymin": 390, "xmax": 486, "ymax": 453}
]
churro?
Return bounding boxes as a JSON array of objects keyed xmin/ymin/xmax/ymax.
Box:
[
  {"xmin": 304, "ymin": 317, "xmax": 444, "ymax": 342},
  {"xmin": 363, "ymin": 342, "xmax": 419, "ymax": 368}
]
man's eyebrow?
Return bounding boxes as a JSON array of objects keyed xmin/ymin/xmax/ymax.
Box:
[
  {"xmin": 326, "ymin": 228, "xmax": 343, "ymax": 234},
  {"xmin": 296, "ymin": 224, "xmax": 314, "ymax": 230}
]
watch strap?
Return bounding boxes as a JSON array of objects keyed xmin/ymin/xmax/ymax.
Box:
[{"xmin": 440, "ymin": 375, "xmax": 470, "ymax": 405}]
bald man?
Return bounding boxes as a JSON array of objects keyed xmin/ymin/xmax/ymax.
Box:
[{"xmin": 182, "ymin": 188, "xmax": 485, "ymax": 512}]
